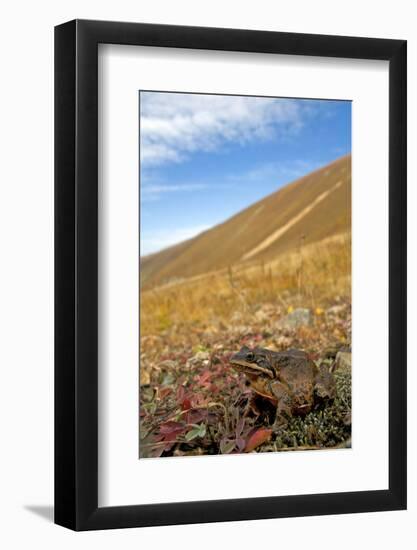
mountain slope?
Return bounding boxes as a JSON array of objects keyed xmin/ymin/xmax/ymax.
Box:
[{"xmin": 141, "ymin": 154, "xmax": 351, "ymax": 289}]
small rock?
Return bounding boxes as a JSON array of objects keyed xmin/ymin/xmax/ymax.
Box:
[
  {"xmin": 274, "ymin": 335, "xmax": 292, "ymax": 348},
  {"xmin": 255, "ymin": 303, "xmax": 276, "ymax": 317},
  {"xmin": 334, "ymin": 351, "xmax": 351, "ymax": 372},
  {"xmin": 158, "ymin": 359, "xmax": 178, "ymax": 370},
  {"xmin": 254, "ymin": 309, "xmax": 270, "ymax": 322},
  {"xmin": 277, "ymin": 308, "xmax": 313, "ymax": 329},
  {"xmin": 326, "ymin": 304, "xmax": 347, "ymax": 316},
  {"xmin": 343, "ymin": 412, "xmax": 352, "ymax": 426},
  {"xmin": 186, "ymin": 351, "xmax": 210, "ymax": 368}
]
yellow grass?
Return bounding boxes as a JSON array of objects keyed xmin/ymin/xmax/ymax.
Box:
[{"xmin": 140, "ymin": 232, "xmax": 351, "ymax": 337}]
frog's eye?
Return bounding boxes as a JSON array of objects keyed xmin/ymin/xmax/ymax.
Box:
[{"xmin": 246, "ymin": 351, "xmax": 255, "ymax": 362}]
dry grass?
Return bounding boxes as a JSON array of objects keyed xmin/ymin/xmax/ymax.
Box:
[{"xmin": 140, "ymin": 232, "xmax": 351, "ymax": 337}]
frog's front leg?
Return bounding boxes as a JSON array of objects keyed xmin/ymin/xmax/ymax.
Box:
[
  {"xmin": 269, "ymin": 380, "xmax": 293, "ymax": 431},
  {"xmin": 244, "ymin": 393, "xmax": 262, "ymax": 417}
]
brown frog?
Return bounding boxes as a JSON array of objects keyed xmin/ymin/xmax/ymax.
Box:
[{"xmin": 230, "ymin": 346, "xmax": 336, "ymax": 429}]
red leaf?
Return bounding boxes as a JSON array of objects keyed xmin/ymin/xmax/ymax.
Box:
[
  {"xmin": 158, "ymin": 387, "xmax": 172, "ymax": 399},
  {"xmin": 176, "ymin": 386, "xmax": 185, "ymax": 401},
  {"xmin": 159, "ymin": 421, "xmax": 185, "ymax": 435},
  {"xmin": 160, "ymin": 432, "xmax": 179, "ymax": 443},
  {"xmin": 181, "ymin": 397, "xmax": 192, "ymax": 411},
  {"xmin": 197, "ymin": 370, "xmax": 211, "ymax": 385},
  {"xmin": 244, "ymin": 428, "xmax": 272, "ymax": 452},
  {"xmin": 186, "ymin": 408, "xmax": 206, "ymax": 424}
]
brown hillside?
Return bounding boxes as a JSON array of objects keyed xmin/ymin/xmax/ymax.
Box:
[{"xmin": 141, "ymin": 155, "xmax": 351, "ymax": 288}]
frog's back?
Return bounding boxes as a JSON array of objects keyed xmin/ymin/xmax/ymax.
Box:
[
  {"xmin": 272, "ymin": 350, "xmax": 318, "ymax": 415},
  {"xmin": 272, "ymin": 350, "xmax": 317, "ymax": 381},
  {"xmin": 283, "ymin": 360, "xmax": 317, "ymax": 386}
]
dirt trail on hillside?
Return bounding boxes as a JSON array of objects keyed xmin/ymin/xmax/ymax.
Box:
[{"xmin": 242, "ymin": 180, "xmax": 344, "ymax": 260}]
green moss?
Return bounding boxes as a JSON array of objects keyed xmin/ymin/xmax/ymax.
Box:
[{"xmin": 273, "ymin": 369, "xmax": 351, "ymax": 449}]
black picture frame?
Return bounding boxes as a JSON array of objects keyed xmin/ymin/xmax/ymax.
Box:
[{"xmin": 55, "ymin": 19, "xmax": 407, "ymax": 531}]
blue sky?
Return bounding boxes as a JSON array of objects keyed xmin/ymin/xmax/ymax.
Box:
[{"xmin": 140, "ymin": 92, "xmax": 351, "ymax": 256}]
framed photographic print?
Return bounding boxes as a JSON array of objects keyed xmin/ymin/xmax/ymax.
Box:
[{"xmin": 55, "ymin": 19, "xmax": 407, "ymax": 530}]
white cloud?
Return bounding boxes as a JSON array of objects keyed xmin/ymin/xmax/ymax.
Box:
[
  {"xmin": 140, "ymin": 92, "xmax": 309, "ymax": 166},
  {"xmin": 241, "ymin": 159, "xmax": 324, "ymax": 183},
  {"xmin": 140, "ymin": 224, "xmax": 211, "ymax": 256},
  {"xmin": 140, "ymin": 158, "xmax": 325, "ymax": 203},
  {"xmin": 141, "ymin": 183, "xmax": 209, "ymax": 202}
]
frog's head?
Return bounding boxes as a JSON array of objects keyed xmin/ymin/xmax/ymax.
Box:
[{"xmin": 230, "ymin": 346, "xmax": 276, "ymax": 379}]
